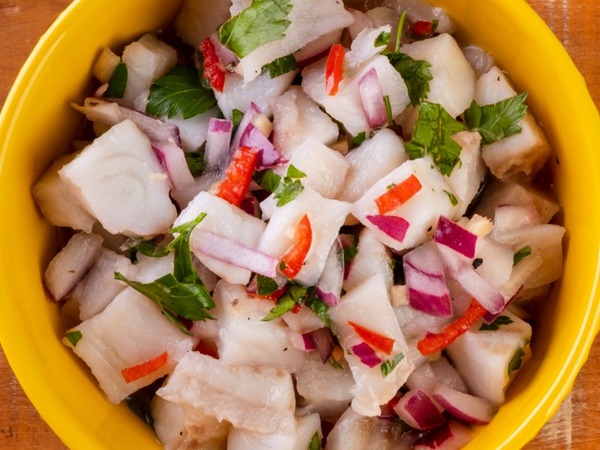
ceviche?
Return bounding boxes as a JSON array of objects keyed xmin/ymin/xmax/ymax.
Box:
[{"xmin": 33, "ymin": 0, "xmax": 565, "ymax": 448}]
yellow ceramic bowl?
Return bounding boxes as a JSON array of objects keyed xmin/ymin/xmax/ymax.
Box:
[{"xmin": 1, "ymin": 0, "xmax": 599, "ymax": 448}]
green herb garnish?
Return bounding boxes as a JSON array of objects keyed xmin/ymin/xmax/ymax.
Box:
[
  {"xmin": 274, "ymin": 164, "xmax": 306, "ymax": 206},
  {"xmin": 218, "ymin": 0, "xmax": 293, "ymax": 58},
  {"xmin": 263, "ymin": 284, "xmax": 332, "ymax": 330},
  {"xmin": 480, "ymin": 315, "xmax": 514, "ymax": 331},
  {"xmin": 262, "ymin": 54, "xmax": 298, "ymax": 78},
  {"xmin": 405, "ymin": 102, "xmax": 466, "ymax": 175},
  {"xmin": 380, "ymin": 353, "xmax": 405, "ymax": 377},
  {"xmin": 146, "ymin": 66, "xmax": 216, "ymax": 119},
  {"xmin": 104, "ymin": 62, "xmax": 128, "ymax": 99},
  {"xmin": 184, "ymin": 151, "xmax": 205, "ymax": 177},
  {"xmin": 386, "ymin": 52, "xmax": 433, "ymax": 106},
  {"xmin": 308, "ymin": 431, "xmax": 322, "ymax": 450},
  {"xmin": 256, "ymin": 275, "xmax": 280, "ymax": 296},
  {"xmin": 507, "ymin": 346, "xmax": 526, "ymax": 376},
  {"xmin": 444, "ymin": 190, "xmax": 459, "ymax": 206},
  {"xmin": 464, "ymin": 93, "xmax": 528, "ymax": 145},
  {"xmin": 65, "ymin": 330, "xmax": 83, "ymax": 347},
  {"xmin": 513, "ymin": 245, "xmax": 532, "ymax": 266}
]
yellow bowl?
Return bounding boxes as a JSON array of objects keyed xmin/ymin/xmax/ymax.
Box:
[{"xmin": 1, "ymin": 0, "xmax": 599, "ymax": 449}]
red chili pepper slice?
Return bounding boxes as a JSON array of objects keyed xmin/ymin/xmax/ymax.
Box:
[
  {"xmin": 121, "ymin": 351, "xmax": 169, "ymax": 384},
  {"xmin": 348, "ymin": 321, "xmax": 396, "ymax": 355},
  {"xmin": 199, "ymin": 37, "xmax": 226, "ymax": 92},
  {"xmin": 325, "ymin": 44, "xmax": 345, "ymax": 96},
  {"xmin": 417, "ymin": 298, "xmax": 487, "ymax": 356},
  {"xmin": 375, "ymin": 174, "xmax": 422, "ymax": 214},
  {"xmin": 279, "ymin": 214, "xmax": 312, "ymax": 279},
  {"xmin": 411, "ymin": 20, "xmax": 435, "ymax": 38},
  {"xmin": 215, "ymin": 146, "xmax": 259, "ymax": 207}
]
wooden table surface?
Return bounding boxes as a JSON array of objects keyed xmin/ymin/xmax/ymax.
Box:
[{"xmin": 1, "ymin": 1, "xmax": 599, "ymax": 449}]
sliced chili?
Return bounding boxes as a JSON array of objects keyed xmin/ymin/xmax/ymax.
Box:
[
  {"xmin": 325, "ymin": 44, "xmax": 345, "ymax": 96},
  {"xmin": 279, "ymin": 214, "xmax": 312, "ymax": 279},
  {"xmin": 215, "ymin": 146, "xmax": 258, "ymax": 207},
  {"xmin": 121, "ymin": 351, "xmax": 169, "ymax": 384},
  {"xmin": 375, "ymin": 174, "xmax": 422, "ymax": 214},
  {"xmin": 348, "ymin": 321, "xmax": 395, "ymax": 355}
]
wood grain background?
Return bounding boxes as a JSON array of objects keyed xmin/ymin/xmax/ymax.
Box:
[{"xmin": 0, "ymin": 0, "xmax": 599, "ymax": 448}]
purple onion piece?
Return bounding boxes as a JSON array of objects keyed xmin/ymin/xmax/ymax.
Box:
[
  {"xmin": 367, "ymin": 214, "xmax": 410, "ymax": 242},
  {"xmin": 301, "ymin": 333, "xmax": 317, "ymax": 351},
  {"xmin": 358, "ymin": 67, "xmax": 388, "ymax": 128},
  {"xmin": 393, "ymin": 389, "xmax": 446, "ymax": 431},
  {"xmin": 310, "ymin": 328, "xmax": 335, "ymax": 364},
  {"xmin": 434, "ymin": 215, "xmax": 477, "ymax": 258},
  {"xmin": 351, "ymin": 342, "xmax": 382, "ymax": 368}
]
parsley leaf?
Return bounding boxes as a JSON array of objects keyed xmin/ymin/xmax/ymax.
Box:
[
  {"xmin": 254, "ymin": 169, "xmax": 282, "ymax": 193},
  {"xmin": 65, "ymin": 330, "xmax": 83, "ymax": 347},
  {"xmin": 350, "ymin": 131, "xmax": 367, "ymax": 147},
  {"xmin": 405, "ymin": 102, "xmax": 466, "ymax": 175},
  {"xmin": 480, "ymin": 315, "xmax": 514, "ymax": 331},
  {"xmin": 308, "ymin": 432, "xmax": 322, "ymax": 450},
  {"xmin": 262, "ymin": 54, "xmax": 298, "ymax": 78},
  {"xmin": 444, "ymin": 190, "xmax": 459, "ymax": 206},
  {"xmin": 185, "ymin": 151, "xmax": 205, "ymax": 177},
  {"xmin": 464, "ymin": 93, "xmax": 528, "ymax": 145},
  {"xmin": 232, "ymin": 109, "xmax": 245, "ymax": 129},
  {"xmin": 105, "ymin": 61, "xmax": 128, "ymax": 99},
  {"xmin": 218, "ymin": 0, "xmax": 293, "ymax": 58},
  {"xmin": 507, "ymin": 346, "xmax": 526, "ymax": 376},
  {"xmin": 375, "ymin": 31, "xmax": 392, "ymax": 48},
  {"xmin": 380, "ymin": 353, "xmax": 405, "ymax": 377},
  {"xmin": 256, "ymin": 275, "xmax": 280, "ymax": 296},
  {"xmin": 262, "ymin": 284, "xmax": 333, "ymax": 330},
  {"xmin": 146, "ymin": 66, "xmax": 217, "ymax": 119},
  {"xmin": 387, "ymin": 52, "xmax": 433, "ymax": 106},
  {"xmin": 513, "ymin": 245, "xmax": 532, "ymax": 266},
  {"xmin": 274, "ymin": 164, "xmax": 306, "ymax": 206}
]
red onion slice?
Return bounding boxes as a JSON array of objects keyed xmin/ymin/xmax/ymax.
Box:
[
  {"xmin": 209, "ymin": 34, "xmax": 239, "ymax": 69},
  {"xmin": 393, "ymin": 389, "xmax": 446, "ymax": 431},
  {"xmin": 367, "ymin": 214, "xmax": 410, "ymax": 243},
  {"xmin": 435, "ymin": 215, "xmax": 477, "ymax": 258},
  {"xmin": 413, "ymin": 420, "xmax": 473, "ymax": 449},
  {"xmin": 230, "ymin": 102, "xmax": 262, "ymax": 154},
  {"xmin": 190, "ymin": 229, "xmax": 278, "ymax": 278},
  {"xmin": 358, "ymin": 67, "xmax": 388, "ymax": 128},
  {"xmin": 351, "ymin": 342, "xmax": 382, "ymax": 368},
  {"xmin": 432, "ymin": 384, "xmax": 497, "ymax": 425},
  {"xmin": 310, "ymin": 327, "xmax": 335, "ymax": 363},
  {"xmin": 151, "ymin": 141, "xmax": 195, "ymax": 191},
  {"xmin": 316, "ymin": 239, "xmax": 344, "ymax": 307},
  {"xmin": 437, "ymin": 245, "xmax": 505, "ymax": 314},
  {"xmin": 301, "ymin": 333, "xmax": 317, "ymax": 351},
  {"xmin": 403, "ymin": 243, "xmax": 452, "ymax": 317},
  {"xmin": 239, "ymin": 123, "xmax": 283, "ymax": 169},
  {"xmin": 205, "ymin": 118, "xmax": 233, "ymax": 171}
]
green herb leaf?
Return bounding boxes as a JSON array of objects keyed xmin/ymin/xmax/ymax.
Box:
[
  {"xmin": 380, "ymin": 353, "xmax": 405, "ymax": 377},
  {"xmin": 513, "ymin": 245, "xmax": 532, "ymax": 266},
  {"xmin": 146, "ymin": 66, "xmax": 217, "ymax": 119},
  {"xmin": 254, "ymin": 169, "xmax": 282, "ymax": 193},
  {"xmin": 121, "ymin": 236, "xmax": 170, "ymax": 258},
  {"xmin": 185, "ymin": 151, "xmax": 205, "ymax": 177},
  {"xmin": 273, "ymin": 165, "xmax": 306, "ymax": 206},
  {"xmin": 262, "ymin": 54, "xmax": 298, "ymax": 78},
  {"xmin": 232, "ymin": 109, "xmax": 244, "ymax": 129},
  {"xmin": 105, "ymin": 62, "xmax": 128, "ymax": 99},
  {"xmin": 383, "ymin": 95, "xmax": 393, "ymax": 126},
  {"xmin": 444, "ymin": 190, "xmax": 459, "ymax": 206},
  {"xmin": 262, "ymin": 284, "xmax": 332, "ymax": 330},
  {"xmin": 343, "ymin": 244, "xmax": 358, "ymax": 265},
  {"xmin": 304, "ymin": 293, "xmax": 333, "ymax": 332},
  {"xmin": 257, "ymin": 275, "xmax": 280, "ymax": 296},
  {"xmin": 480, "ymin": 315, "xmax": 514, "ymax": 331},
  {"xmin": 507, "ymin": 346, "xmax": 526, "ymax": 377},
  {"xmin": 218, "ymin": 0, "xmax": 293, "ymax": 58},
  {"xmin": 350, "ymin": 131, "xmax": 367, "ymax": 147},
  {"xmin": 65, "ymin": 330, "xmax": 83, "ymax": 347},
  {"xmin": 387, "ymin": 52, "xmax": 433, "ymax": 106},
  {"xmin": 375, "ymin": 31, "xmax": 392, "ymax": 48},
  {"xmin": 308, "ymin": 431, "xmax": 322, "ymax": 450},
  {"xmin": 464, "ymin": 93, "xmax": 528, "ymax": 145},
  {"xmin": 167, "ymin": 213, "xmax": 207, "ymax": 283},
  {"xmin": 405, "ymin": 102, "xmax": 466, "ymax": 175}
]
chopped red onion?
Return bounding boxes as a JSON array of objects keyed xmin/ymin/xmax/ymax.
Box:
[
  {"xmin": 367, "ymin": 214, "xmax": 410, "ymax": 243},
  {"xmin": 393, "ymin": 389, "xmax": 446, "ymax": 431},
  {"xmin": 151, "ymin": 141, "xmax": 195, "ymax": 191},
  {"xmin": 403, "ymin": 243, "xmax": 452, "ymax": 317},
  {"xmin": 316, "ymin": 239, "xmax": 344, "ymax": 307},
  {"xmin": 230, "ymin": 102, "xmax": 262, "ymax": 154},
  {"xmin": 301, "ymin": 333, "xmax": 317, "ymax": 351},
  {"xmin": 209, "ymin": 34, "xmax": 239, "ymax": 69},
  {"xmin": 432, "ymin": 384, "xmax": 496, "ymax": 425},
  {"xmin": 413, "ymin": 420, "xmax": 473, "ymax": 450},
  {"xmin": 435, "ymin": 215, "xmax": 477, "ymax": 258},
  {"xmin": 239, "ymin": 196, "xmax": 260, "ymax": 218},
  {"xmin": 238, "ymin": 122, "xmax": 283, "ymax": 169},
  {"xmin": 351, "ymin": 342, "xmax": 382, "ymax": 368},
  {"xmin": 358, "ymin": 67, "xmax": 388, "ymax": 128},
  {"xmin": 310, "ymin": 328, "xmax": 335, "ymax": 363},
  {"xmin": 190, "ymin": 229, "xmax": 278, "ymax": 278},
  {"xmin": 205, "ymin": 118, "xmax": 233, "ymax": 171},
  {"xmin": 437, "ymin": 245, "xmax": 505, "ymax": 314}
]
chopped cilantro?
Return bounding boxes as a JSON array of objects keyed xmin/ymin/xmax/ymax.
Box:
[
  {"xmin": 254, "ymin": 169, "xmax": 282, "ymax": 193},
  {"xmin": 444, "ymin": 190, "xmax": 459, "ymax": 206},
  {"xmin": 185, "ymin": 151, "xmax": 205, "ymax": 177},
  {"xmin": 256, "ymin": 275, "xmax": 280, "ymax": 296},
  {"xmin": 480, "ymin": 315, "xmax": 514, "ymax": 331},
  {"xmin": 383, "ymin": 95, "xmax": 394, "ymax": 126},
  {"xmin": 218, "ymin": 0, "xmax": 293, "ymax": 58},
  {"xmin": 131, "ymin": 239, "xmax": 170, "ymax": 258},
  {"xmin": 375, "ymin": 30, "xmax": 392, "ymax": 48},
  {"xmin": 380, "ymin": 353, "xmax": 405, "ymax": 377},
  {"xmin": 263, "ymin": 284, "xmax": 333, "ymax": 330},
  {"xmin": 405, "ymin": 102, "xmax": 466, "ymax": 175},
  {"xmin": 386, "ymin": 52, "xmax": 433, "ymax": 106},
  {"xmin": 342, "ymin": 244, "xmax": 358, "ymax": 265},
  {"xmin": 104, "ymin": 61, "xmax": 128, "ymax": 99},
  {"xmin": 65, "ymin": 330, "xmax": 83, "ymax": 347},
  {"xmin": 513, "ymin": 245, "xmax": 532, "ymax": 266},
  {"xmin": 274, "ymin": 164, "xmax": 306, "ymax": 206},
  {"xmin": 262, "ymin": 54, "xmax": 298, "ymax": 78},
  {"xmin": 464, "ymin": 93, "xmax": 528, "ymax": 145},
  {"xmin": 350, "ymin": 131, "xmax": 367, "ymax": 147},
  {"xmin": 232, "ymin": 109, "xmax": 244, "ymax": 128},
  {"xmin": 308, "ymin": 431, "xmax": 322, "ymax": 450},
  {"xmin": 146, "ymin": 66, "xmax": 217, "ymax": 119},
  {"xmin": 507, "ymin": 346, "xmax": 526, "ymax": 376}
]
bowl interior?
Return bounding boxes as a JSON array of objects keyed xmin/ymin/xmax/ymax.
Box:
[{"xmin": 1, "ymin": 0, "xmax": 599, "ymax": 449}]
